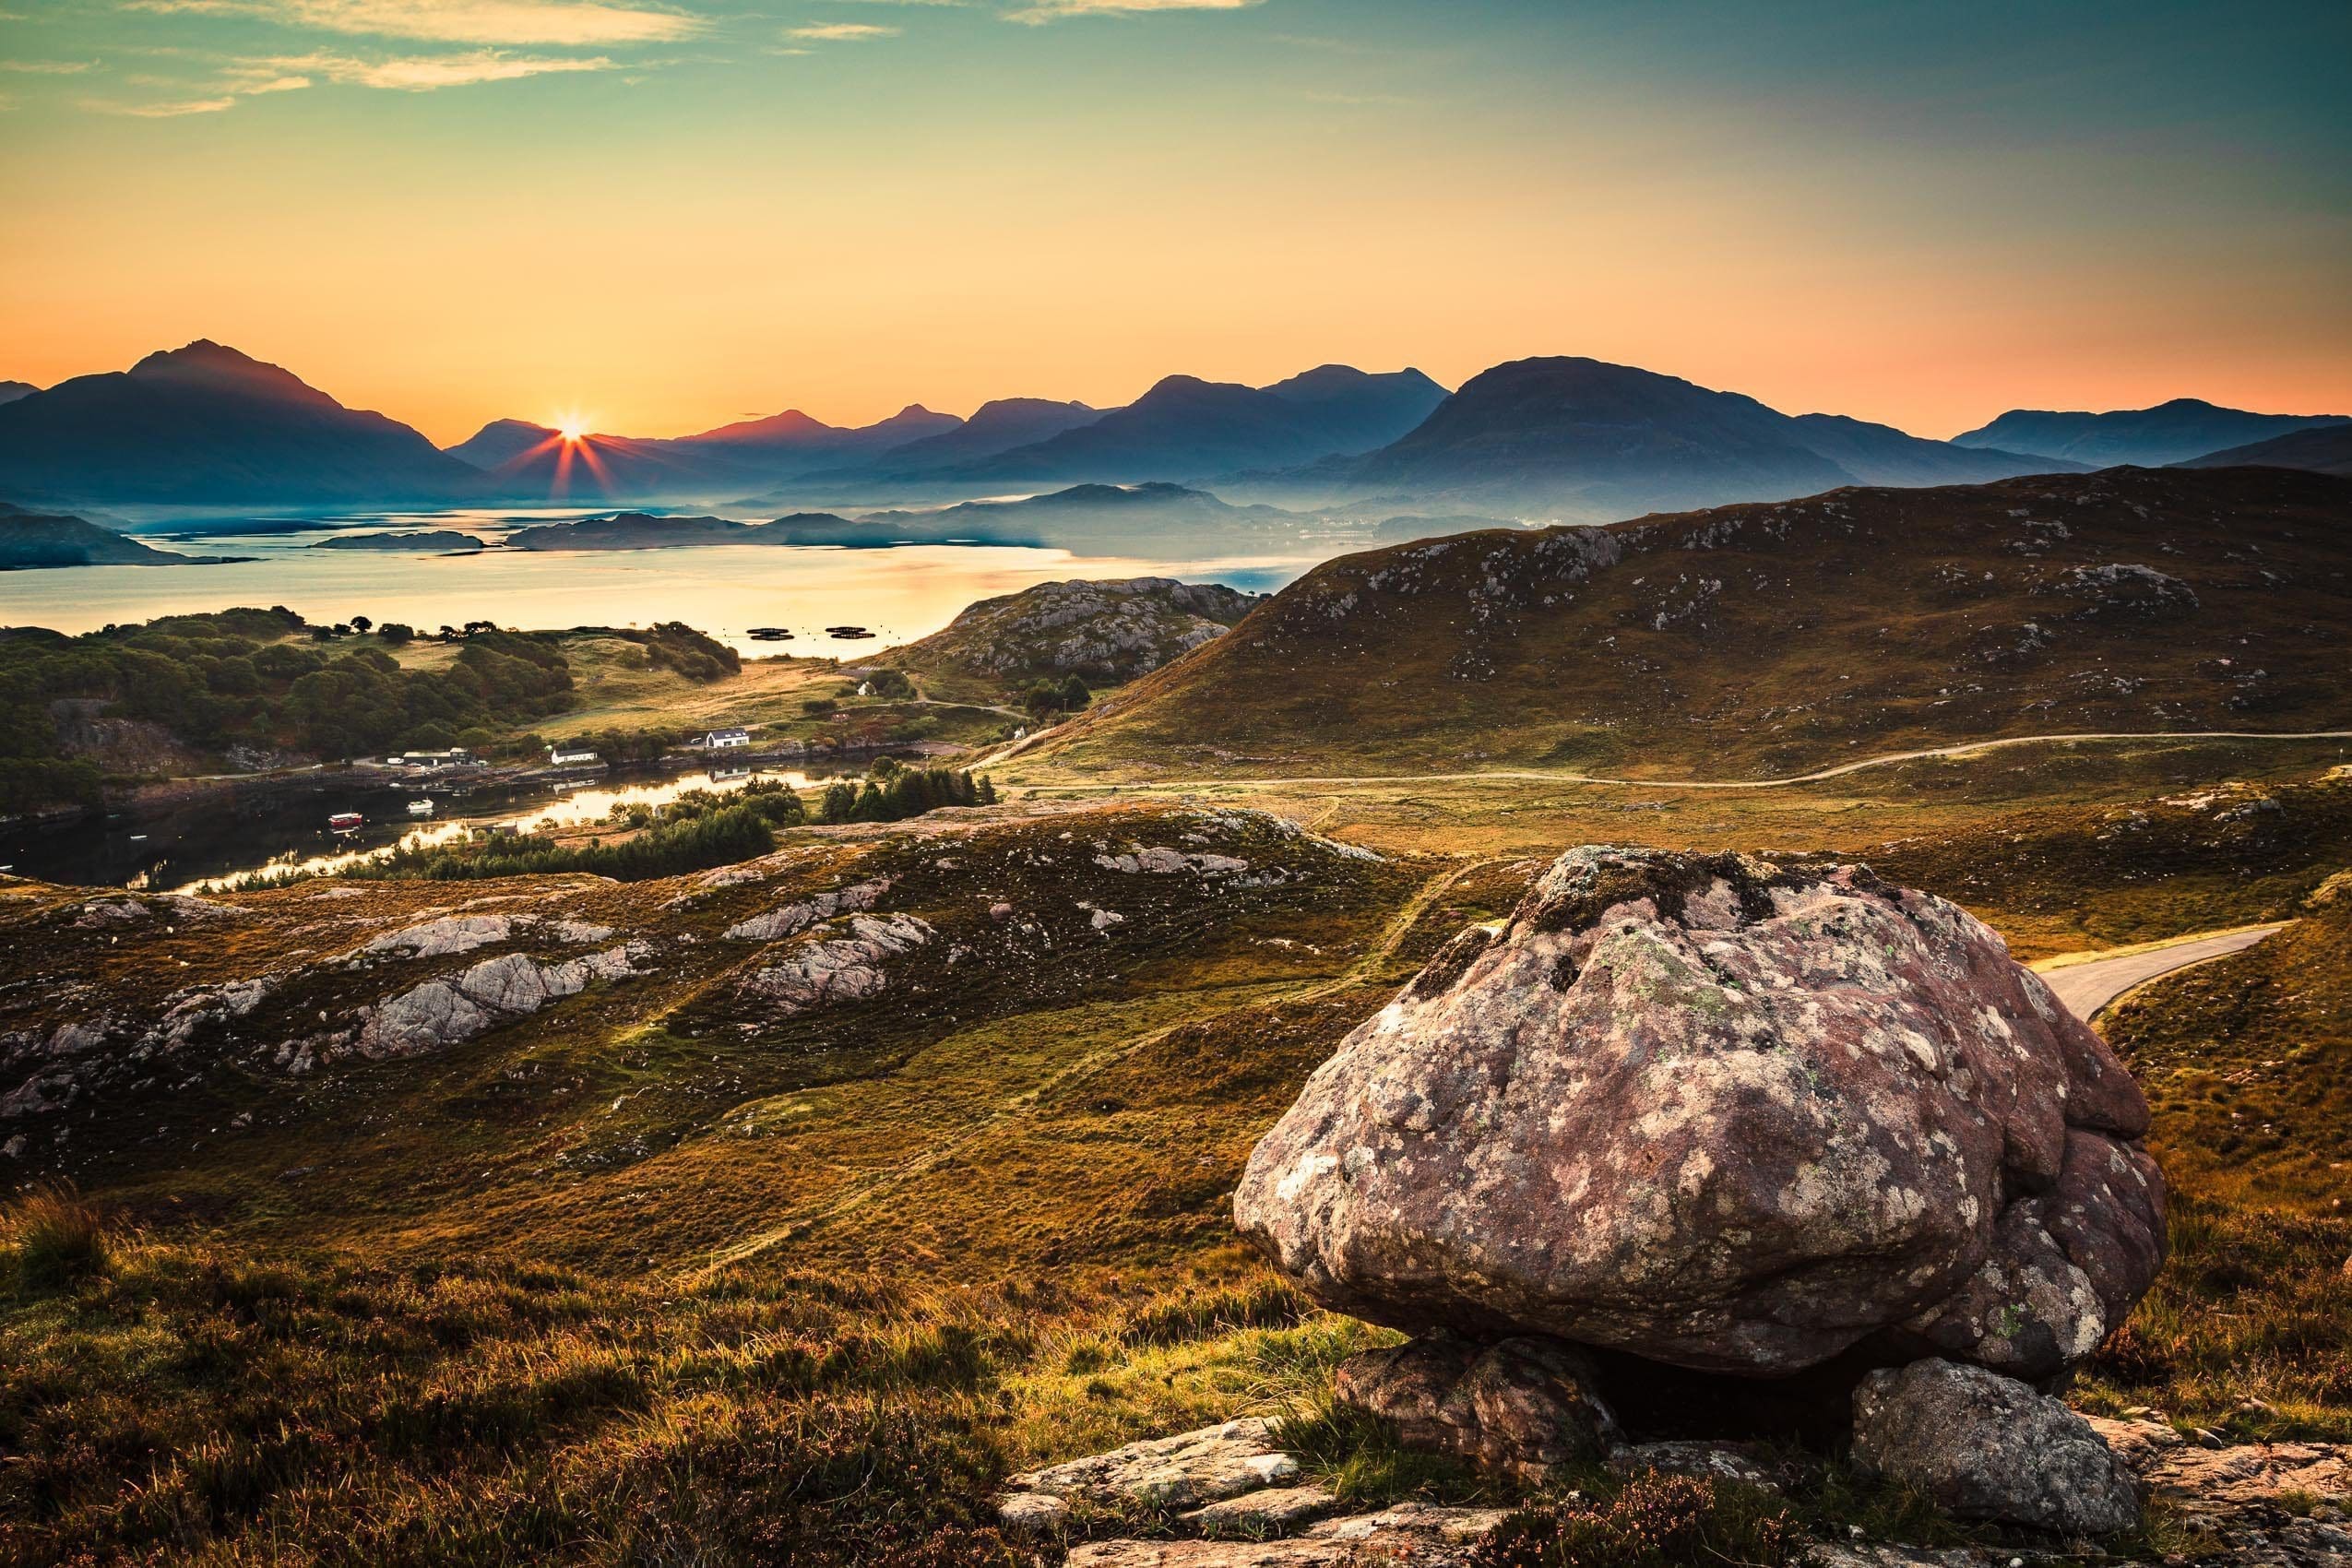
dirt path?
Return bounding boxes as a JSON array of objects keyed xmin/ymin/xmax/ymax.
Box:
[
  {"xmin": 2036, "ymin": 924, "xmax": 2287, "ymax": 1022},
  {"xmin": 690, "ymin": 856, "xmax": 1504, "ymax": 1278},
  {"xmin": 1002, "ymin": 728, "xmax": 2352, "ymax": 796}
]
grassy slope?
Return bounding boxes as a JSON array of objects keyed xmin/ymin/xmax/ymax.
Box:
[
  {"xmin": 2073, "ymin": 889, "xmax": 2352, "ymax": 1443},
  {"xmin": 1027, "ymin": 468, "xmax": 2352, "ymax": 780}
]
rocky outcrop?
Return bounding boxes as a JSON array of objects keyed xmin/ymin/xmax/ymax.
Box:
[
  {"xmin": 1234, "ymin": 845, "xmax": 2165, "ymax": 1382},
  {"xmin": 741, "ymin": 913, "xmax": 932, "ymax": 1012},
  {"xmin": 887, "ymin": 576, "xmax": 1262, "ymax": 685},
  {"xmin": 1333, "ymin": 1336, "xmax": 1618, "ymax": 1481},
  {"xmin": 1850, "ymin": 1360, "xmax": 2141, "ymax": 1535},
  {"xmin": 362, "ymin": 913, "xmax": 516, "ymax": 959},
  {"xmin": 359, "ymin": 944, "xmax": 647, "ymax": 1057},
  {"xmin": 721, "ymin": 877, "xmax": 890, "ymax": 942}
]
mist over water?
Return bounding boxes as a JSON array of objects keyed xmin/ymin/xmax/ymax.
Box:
[{"xmin": 0, "ymin": 513, "xmax": 1321, "ymax": 655}]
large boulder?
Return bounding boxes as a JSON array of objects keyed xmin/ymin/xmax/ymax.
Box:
[
  {"xmin": 1850, "ymin": 1359, "xmax": 2141, "ymax": 1534},
  {"xmin": 1233, "ymin": 846, "xmax": 2164, "ymax": 1379}
]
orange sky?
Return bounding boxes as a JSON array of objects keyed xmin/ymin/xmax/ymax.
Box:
[{"xmin": 3, "ymin": 1, "xmax": 2346, "ymax": 445}]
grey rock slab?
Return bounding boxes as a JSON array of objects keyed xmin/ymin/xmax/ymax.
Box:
[
  {"xmin": 1005, "ymin": 1418, "xmax": 1299, "ymax": 1510},
  {"xmin": 1183, "ymin": 1483, "xmax": 1342, "ymax": 1535},
  {"xmin": 1851, "ymin": 1359, "xmax": 2141, "ymax": 1535}
]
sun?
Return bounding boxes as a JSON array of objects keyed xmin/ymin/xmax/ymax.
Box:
[{"xmin": 550, "ymin": 409, "xmax": 592, "ymax": 444}]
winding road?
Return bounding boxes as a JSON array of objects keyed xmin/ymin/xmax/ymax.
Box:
[
  {"xmin": 2037, "ymin": 924, "xmax": 2286, "ymax": 1022},
  {"xmin": 989, "ymin": 728, "xmax": 2352, "ymax": 794}
]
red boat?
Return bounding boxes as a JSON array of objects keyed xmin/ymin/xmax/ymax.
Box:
[{"xmin": 328, "ymin": 812, "xmax": 364, "ymax": 832}]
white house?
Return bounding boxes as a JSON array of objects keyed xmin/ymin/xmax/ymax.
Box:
[
  {"xmin": 548, "ymin": 744, "xmax": 600, "ymax": 766},
  {"xmin": 703, "ymin": 727, "xmax": 751, "ymax": 750}
]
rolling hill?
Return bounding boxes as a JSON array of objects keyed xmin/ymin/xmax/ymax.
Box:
[
  {"xmin": 2178, "ymin": 422, "xmax": 2352, "ymax": 478},
  {"xmin": 0, "ymin": 341, "xmax": 480, "ymax": 506},
  {"xmin": 1311, "ymin": 356, "xmax": 2064, "ymax": 520},
  {"xmin": 1028, "ymin": 466, "xmax": 2352, "ymax": 778},
  {"xmin": 1954, "ymin": 398, "xmax": 2350, "ymax": 468},
  {"xmin": 0, "ymin": 380, "xmax": 35, "ymax": 407}
]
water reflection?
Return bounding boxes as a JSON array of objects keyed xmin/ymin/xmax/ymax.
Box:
[{"xmin": 0, "ymin": 765, "xmax": 855, "ymax": 893}]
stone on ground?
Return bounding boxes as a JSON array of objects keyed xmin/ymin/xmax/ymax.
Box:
[
  {"xmin": 1334, "ymin": 1336, "xmax": 1618, "ymax": 1480},
  {"xmin": 1003, "ymin": 1418, "xmax": 1299, "ymax": 1514},
  {"xmin": 1850, "ymin": 1359, "xmax": 2141, "ymax": 1535}
]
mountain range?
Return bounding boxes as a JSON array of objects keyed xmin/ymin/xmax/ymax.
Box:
[
  {"xmin": 1954, "ymin": 397, "xmax": 2349, "ymax": 468},
  {"xmin": 1300, "ymin": 356, "xmax": 2083, "ymax": 519},
  {"xmin": 4, "ymin": 339, "xmax": 2346, "ymax": 519},
  {"xmin": 2176, "ymin": 422, "xmax": 2352, "ymax": 478}
]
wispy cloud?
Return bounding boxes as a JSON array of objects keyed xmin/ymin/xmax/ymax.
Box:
[
  {"xmin": 121, "ymin": 0, "xmax": 702, "ymax": 46},
  {"xmin": 1003, "ymin": 0, "xmax": 1260, "ymax": 22},
  {"xmin": 89, "ymin": 92, "xmax": 239, "ymax": 113},
  {"xmin": 0, "ymin": 58, "xmax": 102, "ymax": 73},
  {"xmin": 786, "ymin": 21, "xmax": 897, "ymax": 40},
  {"xmin": 233, "ymin": 46, "xmax": 614, "ymax": 88}
]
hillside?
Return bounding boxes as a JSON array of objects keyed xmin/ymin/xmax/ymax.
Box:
[
  {"xmin": 2179, "ymin": 422, "xmax": 2352, "ymax": 477},
  {"xmin": 0, "ymin": 341, "xmax": 479, "ymax": 506},
  {"xmin": 0, "ymin": 381, "xmax": 34, "ymax": 407},
  {"xmin": 1317, "ymin": 356, "xmax": 2064, "ymax": 520},
  {"xmin": 1955, "ymin": 398, "xmax": 2349, "ymax": 468},
  {"xmin": 936, "ymin": 368, "xmax": 1446, "ymax": 485},
  {"xmin": 0, "ymin": 508, "xmax": 247, "ymax": 570},
  {"xmin": 884, "ymin": 576, "xmax": 1264, "ymax": 692},
  {"xmin": 1027, "ymin": 466, "xmax": 2352, "ymax": 778}
]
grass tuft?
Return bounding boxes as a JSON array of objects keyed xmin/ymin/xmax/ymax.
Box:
[{"xmin": 4, "ymin": 1184, "xmax": 111, "ymax": 1293}]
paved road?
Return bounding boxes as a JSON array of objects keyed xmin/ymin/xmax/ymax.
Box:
[
  {"xmin": 2040, "ymin": 925, "xmax": 2286, "ymax": 1022},
  {"xmin": 987, "ymin": 728, "xmax": 2352, "ymax": 792}
]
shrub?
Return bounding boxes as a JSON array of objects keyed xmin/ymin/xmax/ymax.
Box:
[{"xmin": 1470, "ymin": 1471, "xmax": 1799, "ymax": 1568}]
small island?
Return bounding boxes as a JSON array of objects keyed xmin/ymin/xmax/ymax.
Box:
[
  {"xmin": 310, "ymin": 529, "xmax": 486, "ymax": 553},
  {"xmin": 0, "ymin": 507, "xmax": 251, "ymax": 570}
]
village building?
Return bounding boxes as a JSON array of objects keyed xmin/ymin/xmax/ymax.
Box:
[
  {"xmin": 548, "ymin": 743, "xmax": 600, "ymax": 766},
  {"xmin": 703, "ymin": 727, "xmax": 751, "ymax": 750}
]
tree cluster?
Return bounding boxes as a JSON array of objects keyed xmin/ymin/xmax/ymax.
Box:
[{"xmin": 0, "ymin": 608, "xmax": 579, "ymax": 807}]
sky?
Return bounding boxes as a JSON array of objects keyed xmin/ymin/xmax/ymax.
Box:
[{"xmin": 2, "ymin": 0, "xmax": 2347, "ymax": 446}]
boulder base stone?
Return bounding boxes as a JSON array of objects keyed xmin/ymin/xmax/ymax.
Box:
[
  {"xmin": 1335, "ymin": 1336, "xmax": 1618, "ymax": 1480},
  {"xmin": 1850, "ymin": 1360, "xmax": 2141, "ymax": 1535},
  {"xmin": 1234, "ymin": 846, "xmax": 2165, "ymax": 1380},
  {"xmin": 1004, "ymin": 1419, "xmax": 1298, "ymax": 1514}
]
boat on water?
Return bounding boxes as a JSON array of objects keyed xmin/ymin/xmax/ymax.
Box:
[
  {"xmin": 407, "ymin": 799, "xmax": 435, "ymax": 818},
  {"xmin": 328, "ymin": 812, "xmax": 364, "ymax": 832}
]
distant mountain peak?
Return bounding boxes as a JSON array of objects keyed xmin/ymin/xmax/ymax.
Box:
[{"xmin": 126, "ymin": 339, "xmax": 332, "ymax": 406}]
